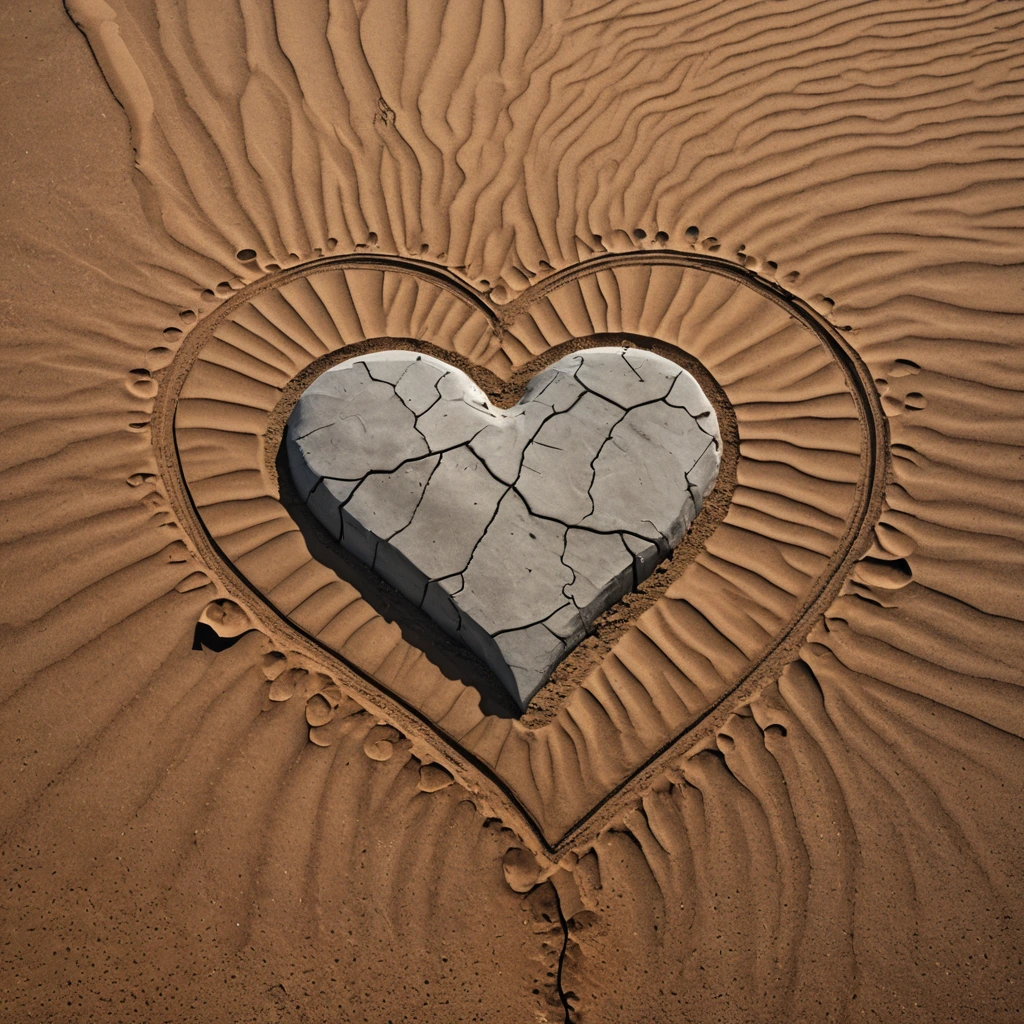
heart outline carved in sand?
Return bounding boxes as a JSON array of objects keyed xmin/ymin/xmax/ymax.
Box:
[
  {"xmin": 156, "ymin": 251, "xmax": 887, "ymax": 851},
  {"xmin": 286, "ymin": 347, "xmax": 722, "ymax": 710}
]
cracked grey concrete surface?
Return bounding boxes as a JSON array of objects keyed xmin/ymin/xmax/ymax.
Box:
[{"xmin": 287, "ymin": 348, "xmax": 721, "ymax": 709}]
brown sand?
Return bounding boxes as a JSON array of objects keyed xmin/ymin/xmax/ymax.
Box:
[{"xmin": 2, "ymin": 1, "xmax": 1023, "ymax": 1021}]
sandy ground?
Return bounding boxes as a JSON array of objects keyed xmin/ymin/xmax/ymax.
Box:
[{"xmin": 1, "ymin": 1, "xmax": 1023, "ymax": 1021}]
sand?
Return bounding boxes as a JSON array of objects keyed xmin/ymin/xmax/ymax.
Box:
[{"xmin": 1, "ymin": 1, "xmax": 1023, "ymax": 1021}]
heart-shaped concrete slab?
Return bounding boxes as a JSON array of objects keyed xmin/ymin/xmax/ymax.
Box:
[{"xmin": 286, "ymin": 347, "xmax": 720, "ymax": 709}]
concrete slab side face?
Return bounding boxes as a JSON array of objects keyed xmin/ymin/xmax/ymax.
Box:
[{"xmin": 286, "ymin": 348, "xmax": 722, "ymax": 710}]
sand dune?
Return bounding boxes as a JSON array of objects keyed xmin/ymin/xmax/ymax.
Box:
[{"xmin": 2, "ymin": 0, "xmax": 1023, "ymax": 1020}]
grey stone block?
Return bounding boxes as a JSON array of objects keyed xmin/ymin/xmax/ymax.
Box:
[
  {"xmin": 287, "ymin": 347, "xmax": 721, "ymax": 710},
  {"xmin": 563, "ymin": 529, "xmax": 635, "ymax": 627},
  {"xmin": 344, "ymin": 454, "xmax": 440, "ymax": 541},
  {"xmin": 388, "ymin": 446, "xmax": 507, "ymax": 582},
  {"xmin": 455, "ymin": 489, "xmax": 572, "ymax": 636},
  {"xmin": 517, "ymin": 392, "xmax": 622, "ymax": 525}
]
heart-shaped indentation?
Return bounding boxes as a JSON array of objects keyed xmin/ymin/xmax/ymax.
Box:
[
  {"xmin": 166, "ymin": 252, "xmax": 884, "ymax": 846},
  {"xmin": 287, "ymin": 348, "xmax": 721, "ymax": 708}
]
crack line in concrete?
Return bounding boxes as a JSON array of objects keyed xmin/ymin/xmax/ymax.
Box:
[{"xmin": 287, "ymin": 347, "xmax": 721, "ymax": 708}]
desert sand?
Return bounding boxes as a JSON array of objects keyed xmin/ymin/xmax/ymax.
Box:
[{"xmin": 1, "ymin": 1, "xmax": 1023, "ymax": 1021}]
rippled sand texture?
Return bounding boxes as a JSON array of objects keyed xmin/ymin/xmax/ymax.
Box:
[{"xmin": 2, "ymin": 1, "xmax": 1024, "ymax": 1021}]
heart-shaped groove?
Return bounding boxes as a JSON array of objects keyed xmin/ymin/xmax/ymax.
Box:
[
  {"xmin": 157, "ymin": 250, "xmax": 887, "ymax": 852},
  {"xmin": 287, "ymin": 348, "xmax": 721, "ymax": 708}
]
